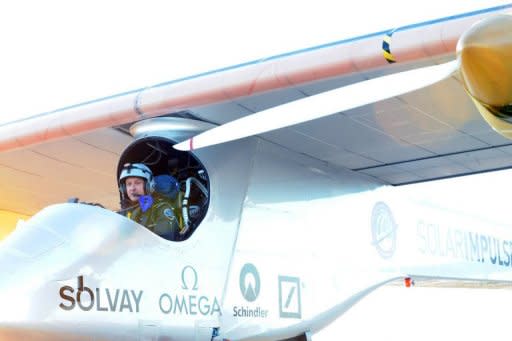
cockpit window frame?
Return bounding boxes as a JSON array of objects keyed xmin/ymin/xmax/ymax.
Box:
[{"xmin": 117, "ymin": 136, "xmax": 210, "ymax": 241}]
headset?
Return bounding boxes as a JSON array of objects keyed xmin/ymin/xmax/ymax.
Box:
[{"xmin": 119, "ymin": 163, "xmax": 156, "ymax": 196}]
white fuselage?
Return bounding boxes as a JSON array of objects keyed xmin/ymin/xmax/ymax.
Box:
[{"xmin": 0, "ymin": 138, "xmax": 510, "ymax": 341}]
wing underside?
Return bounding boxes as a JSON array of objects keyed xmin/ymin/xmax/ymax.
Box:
[
  {"xmin": 0, "ymin": 129, "xmax": 132, "ymax": 216},
  {"xmin": 190, "ymin": 55, "xmax": 512, "ymax": 186},
  {"xmin": 1, "ymin": 4, "xmax": 512, "ymax": 220},
  {"xmin": 4, "ymin": 57, "xmax": 510, "ymax": 218}
]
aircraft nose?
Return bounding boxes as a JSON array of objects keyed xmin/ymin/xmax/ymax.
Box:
[
  {"xmin": 0, "ymin": 202, "xmax": 152, "ymax": 340},
  {"xmin": 0, "ymin": 204, "xmax": 150, "ymax": 340}
]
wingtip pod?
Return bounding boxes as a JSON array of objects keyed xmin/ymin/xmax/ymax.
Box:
[{"xmin": 457, "ymin": 14, "xmax": 512, "ymax": 138}]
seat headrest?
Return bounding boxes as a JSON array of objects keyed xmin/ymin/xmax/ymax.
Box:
[{"xmin": 154, "ymin": 174, "xmax": 179, "ymax": 199}]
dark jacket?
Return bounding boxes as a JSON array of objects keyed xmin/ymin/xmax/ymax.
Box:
[{"xmin": 127, "ymin": 193, "xmax": 181, "ymax": 240}]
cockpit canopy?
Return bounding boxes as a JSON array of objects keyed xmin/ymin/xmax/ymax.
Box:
[{"xmin": 117, "ymin": 136, "xmax": 209, "ymax": 241}]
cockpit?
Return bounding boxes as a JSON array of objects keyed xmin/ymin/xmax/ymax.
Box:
[{"xmin": 117, "ymin": 136, "xmax": 210, "ymax": 241}]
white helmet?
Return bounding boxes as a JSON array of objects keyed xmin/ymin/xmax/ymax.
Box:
[{"xmin": 119, "ymin": 163, "xmax": 155, "ymax": 194}]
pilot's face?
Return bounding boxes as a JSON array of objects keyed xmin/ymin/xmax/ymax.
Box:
[{"xmin": 125, "ymin": 177, "xmax": 146, "ymax": 202}]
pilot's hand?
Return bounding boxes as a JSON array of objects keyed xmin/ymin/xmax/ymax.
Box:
[
  {"xmin": 68, "ymin": 197, "xmax": 105, "ymax": 208},
  {"xmin": 82, "ymin": 202, "xmax": 105, "ymax": 208}
]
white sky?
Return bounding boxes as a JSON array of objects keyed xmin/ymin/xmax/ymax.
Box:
[
  {"xmin": 1, "ymin": 1, "xmax": 511, "ymax": 340},
  {"xmin": 0, "ymin": 0, "xmax": 507, "ymax": 123}
]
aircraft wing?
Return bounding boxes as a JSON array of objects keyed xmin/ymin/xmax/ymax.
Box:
[
  {"xmin": 0, "ymin": 128, "xmax": 132, "ymax": 216},
  {"xmin": 0, "ymin": 4, "xmax": 511, "ymax": 221}
]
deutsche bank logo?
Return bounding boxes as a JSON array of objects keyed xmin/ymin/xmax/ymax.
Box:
[
  {"xmin": 278, "ymin": 276, "xmax": 301, "ymax": 319},
  {"xmin": 239, "ymin": 263, "xmax": 260, "ymax": 302}
]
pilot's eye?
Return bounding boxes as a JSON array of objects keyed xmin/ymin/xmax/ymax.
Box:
[{"xmin": 126, "ymin": 179, "xmax": 143, "ymax": 186}]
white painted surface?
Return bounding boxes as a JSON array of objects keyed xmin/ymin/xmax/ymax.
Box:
[{"xmin": 316, "ymin": 286, "xmax": 512, "ymax": 341}]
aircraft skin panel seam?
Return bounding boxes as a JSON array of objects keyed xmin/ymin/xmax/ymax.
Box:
[
  {"xmin": 354, "ymin": 142, "xmax": 512, "ymax": 172},
  {"xmin": 343, "ymin": 112, "xmax": 435, "ymax": 154},
  {"xmin": 218, "ymin": 139, "xmax": 259, "ymax": 311},
  {"xmin": 72, "ymin": 134, "xmax": 126, "ymax": 157},
  {"xmin": 28, "ymin": 149, "xmax": 113, "ymax": 178},
  {"xmin": 255, "ymin": 134, "xmax": 389, "ymax": 186},
  {"xmin": 0, "ymin": 162, "xmax": 43, "ymax": 178},
  {"xmin": 397, "ymin": 89, "xmax": 493, "ymax": 146},
  {"xmin": 394, "ymin": 164, "xmax": 512, "ymax": 185}
]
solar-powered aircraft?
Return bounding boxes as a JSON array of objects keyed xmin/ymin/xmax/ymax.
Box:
[{"xmin": 0, "ymin": 4, "xmax": 512, "ymax": 341}]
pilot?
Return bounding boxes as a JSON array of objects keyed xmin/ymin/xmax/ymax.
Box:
[{"xmin": 119, "ymin": 163, "xmax": 181, "ymax": 240}]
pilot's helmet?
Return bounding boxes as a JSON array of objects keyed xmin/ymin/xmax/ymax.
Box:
[{"xmin": 119, "ymin": 163, "xmax": 155, "ymax": 194}]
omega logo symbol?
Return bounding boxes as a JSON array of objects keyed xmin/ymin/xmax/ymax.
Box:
[{"xmin": 181, "ymin": 265, "xmax": 198, "ymax": 291}]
